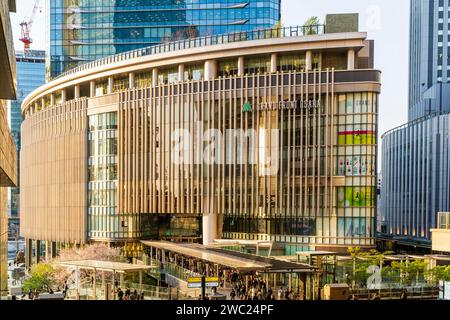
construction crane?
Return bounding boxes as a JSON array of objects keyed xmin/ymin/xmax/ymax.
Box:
[{"xmin": 19, "ymin": 0, "xmax": 41, "ymax": 53}]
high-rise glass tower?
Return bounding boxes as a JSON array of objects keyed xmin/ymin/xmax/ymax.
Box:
[
  {"xmin": 47, "ymin": 0, "xmax": 281, "ymax": 79},
  {"xmin": 409, "ymin": 0, "xmax": 450, "ymax": 120},
  {"xmin": 381, "ymin": 0, "xmax": 450, "ymax": 251},
  {"xmin": 8, "ymin": 51, "xmax": 46, "ymax": 220}
]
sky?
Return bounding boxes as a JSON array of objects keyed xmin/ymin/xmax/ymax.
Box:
[{"xmin": 9, "ymin": 0, "xmax": 410, "ymax": 148}]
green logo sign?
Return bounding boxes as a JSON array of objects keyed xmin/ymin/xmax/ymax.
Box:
[{"xmin": 242, "ymin": 102, "xmax": 252, "ymax": 113}]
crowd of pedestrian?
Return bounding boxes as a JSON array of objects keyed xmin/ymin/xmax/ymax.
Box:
[
  {"xmin": 228, "ymin": 275, "xmax": 300, "ymax": 301},
  {"xmin": 116, "ymin": 287, "xmax": 145, "ymax": 300}
]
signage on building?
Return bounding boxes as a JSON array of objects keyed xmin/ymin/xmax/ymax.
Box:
[
  {"xmin": 187, "ymin": 277, "xmax": 220, "ymax": 288},
  {"xmin": 242, "ymin": 100, "xmax": 320, "ymax": 113}
]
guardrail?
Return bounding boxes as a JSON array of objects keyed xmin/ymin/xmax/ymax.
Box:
[
  {"xmin": 349, "ymin": 286, "xmax": 439, "ymax": 300},
  {"xmin": 54, "ymin": 25, "xmax": 325, "ymax": 80},
  {"xmin": 65, "ymin": 279, "xmax": 192, "ymax": 300}
]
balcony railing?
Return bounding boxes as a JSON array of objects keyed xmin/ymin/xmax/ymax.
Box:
[{"xmin": 54, "ymin": 25, "xmax": 325, "ymax": 81}]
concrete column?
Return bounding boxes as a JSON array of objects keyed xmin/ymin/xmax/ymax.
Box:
[
  {"xmin": 288, "ymin": 272, "xmax": 292, "ymax": 291},
  {"xmin": 270, "ymin": 53, "xmax": 278, "ymax": 73},
  {"xmin": 93, "ymin": 268, "xmax": 97, "ymax": 300},
  {"xmin": 61, "ymin": 89, "xmax": 66, "ymax": 103},
  {"xmin": 45, "ymin": 241, "xmax": 50, "ymax": 260},
  {"xmin": 119, "ymin": 273, "xmax": 124, "ymax": 288},
  {"xmin": 50, "ymin": 93, "xmax": 55, "ymax": 107},
  {"xmin": 128, "ymin": 72, "xmax": 135, "ymax": 88},
  {"xmin": 35, "ymin": 240, "xmax": 41, "ymax": 264},
  {"xmin": 202, "ymin": 212, "xmax": 218, "ymax": 245},
  {"xmin": 73, "ymin": 84, "xmax": 80, "ymax": 99},
  {"xmin": 238, "ymin": 56, "xmax": 245, "ymax": 76},
  {"xmin": 51, "ymin": 241, "xmax": 57, "ymax": 258},
  {"xmin": 347, "ymin": 48, "xmax": 356, "ymax": 70},
  {"xmin": 204, "ymin": 59, "xmax": 217, "ymax": 81},
  {"xmin": 152, "ymin": 68, "xmax": 159, "ymax": 86},
  {"xmin": 306, "ymin": 51, "xmax": 313, "ymax": 71},
  {"xmin": 76, "ymin": 267, "xmax": 80, "ymax": 300},
  {"xmin": 25, "ymin": 238, "xmax": 32, "ymax": 270},
  {"xmin": 90, "ymin": 81, "xmax": 96, "ymax": 97},
  {"xmin": 178, "ymin": 64, "xmax": 185, "ymax": 82},
  {"xmin": 112, "ymin": 271, "xmax": 116, "ymax": 300},
  {"xmin": 41, "ymin": 98, "xmax": 45, "ymax": 109},
  {"xmin": 74, "ymin": 85, "xmax": 80, "ymax": 99},
  {"xmin": 107, "ymin": 77, "xmax": 114, "ymax": 94},
  {"xmin": 318, "ymin": 52, "xmax": 323, "ymax": 70}
]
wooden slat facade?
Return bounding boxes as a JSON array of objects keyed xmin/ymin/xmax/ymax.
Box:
[{"xmin": 20, "ymin": 99, "xmax": 88, "ymax": 244}]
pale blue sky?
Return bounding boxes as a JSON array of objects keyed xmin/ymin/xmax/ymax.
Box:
[{"xmin": 10, "ymin": 0, "xmax": 410, "ymax": 138}]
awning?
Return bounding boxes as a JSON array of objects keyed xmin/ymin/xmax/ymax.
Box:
[{"xmin": 56, "ymin": 260, "xmax": 157, "ymax": 273}]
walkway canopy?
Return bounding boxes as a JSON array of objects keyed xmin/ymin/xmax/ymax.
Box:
[
  {"xmin": 56, "ymin": 260, "xmax": 157, "ymax": 300},
  {"xmin": 142, "ymin": 241, "xmax": 271, "ymax": 272},
  {"xmin": 57, "ymin": 260, "xmax": 156, "ymax": 273},
  {"xmin": 141, "ymin": 241, "xmax": 317, "ymax": 273}
]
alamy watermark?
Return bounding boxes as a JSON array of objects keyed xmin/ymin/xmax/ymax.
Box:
[{"xmin": 172, "ymin": 123, "xmax": 280, "ymax": 176}]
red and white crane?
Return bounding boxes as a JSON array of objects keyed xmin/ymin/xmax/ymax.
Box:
[{"xmin": 19, "ymin": 0, "xmax": 42, "ymax": 52}]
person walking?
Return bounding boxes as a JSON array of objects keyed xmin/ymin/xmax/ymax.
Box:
[
  {"xmin": 117, "ymin": 287, "xmax": 124, "ymax": 300},
  {"xmin": 230, "ymin": 289, "xmax": 236, "ymax": 300},
  {"xmin": 278, "ymin": 287, "xmax": 283, "ymax": 300},
  {"xmin": 27, "ymin": 289, "xmax": 33, "ymax": 300},
  {"xmin": 400, "ymin": 289, "xmax": 408, "ymax": 300}
]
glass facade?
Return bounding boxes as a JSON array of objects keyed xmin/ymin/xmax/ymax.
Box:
[
  {"xmin": 382, "ymin": 113, "xmax": 450, "ymax": 244},
  {"xmin": 9, "ymin": 51, "xmax": 46, "ymax": 219},
  {"xmin": 221, "ymin": 92, "xmax": 378, "ymax": 247},
  {"xmin": 88, "ymin": 112, "xmax": 119, "ymax": 240},
  {"xmin": 48, "ymin": 0, "xmax": 281, "ymax": 78},
  {"xmin": 381, "ymin": 0, "xmax": 450, "ymax": 248}
]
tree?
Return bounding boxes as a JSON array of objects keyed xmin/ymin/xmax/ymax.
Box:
[
  {"xmin": 304, "ymin": 16, "xmax": 320, "ymax": 35},
  {"xmin": 426, "ymin": 265, "xmax": 450, "ymax": 283},
  {"xmin": 346, "ymin": 247, "xmax": 394, "ymax": 288},
  {"xmin": 390, "ymin": 259, "xmax": 428, "ymax": 286},
  {"xmin": 15, "ymin": 250, "xmax": 25, "ymax": 265},
  {"xmin": 22, "ymin": 262, "xmax": 56, "ymax": 292},
  {"xmin": 52, "ymin": 243, "xmax": 126, "ymax": 287}
]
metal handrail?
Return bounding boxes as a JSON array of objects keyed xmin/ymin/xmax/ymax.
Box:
[{"xmin": 53, "ymin": 25, "xmax": 325, "ymax": 81}]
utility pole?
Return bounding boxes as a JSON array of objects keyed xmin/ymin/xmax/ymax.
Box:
[{"xmin": 201, "ymin": 276, "xmax": 206, "ymax": 300}]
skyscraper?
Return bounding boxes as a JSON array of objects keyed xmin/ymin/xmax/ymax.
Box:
[
  {"xmin": 408, "ymin": 0, "xmax": 450, "ymax": 120},
  {"xmin": 47, "ymin": 0, "xmax": 281, "ymax": 79},
  {"xmin": 381, "ymin": 0, "xmax": 450, "ymax": 252},
  {"xmin": 8, "ymin": 51, "xmax": 45, "ymax": 221},
  {"xmin": 0, "ymin": 0, "xmax": 18, "ymax": 299}
]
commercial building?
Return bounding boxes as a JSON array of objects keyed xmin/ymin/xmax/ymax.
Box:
[
  {"xmin": 380, "ymin": 0, "xmax": 450, "ymax": 252},
  {"xmin": 47, "ymin": 0, "xmax": 281, "ymax": 79},
  {"xmin": 20, "ymin": 14, "xmax": 380, "ymax": 265},
  {"xmin": 431, "ymin": 212, "xmax": 450, "ymax": 253},
  {"xmin": 8, "ymin": 50, "xmax": 45, "ymax": 220},
  {"xmin": 0, "ymin": 0, "xmax": 18, "ymax": 298}
]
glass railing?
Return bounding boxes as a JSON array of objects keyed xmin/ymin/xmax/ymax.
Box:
[
  {"xmin": 65, "ymin": 279, "xmax": 193, "ymax": 300},
  {"xmin": 151, "ymin": 261, "xmax": 202, "ymax": 282},
  {"xmin": 54, "ymin": 25, "xmax": 325, "ymax": 81}
]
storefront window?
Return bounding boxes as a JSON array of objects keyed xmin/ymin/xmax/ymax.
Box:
[
  {"xmin": 277, "ymin": 54, "xmax": 306, "ymax": 72},
  {"xmin": 322, "ymin": 52, "xmax": 347, "ymax": 70},
  {"xmin": 244, "ymin": 56, "xmax": 270, "ymax": 75},
  {"xmin": 135, "ymin": 72, "xmax": 152, "ymax": 88},
  {"xmin": 184, "ymin": 64, "xmax": 204, "ymax": 81},
  {"xmin": 112, "ymin": 76, "xmax": 129, "ymax": 93},
  {"xmin": 219, "ymin": 60, "xmax": 239, "ymax": 77}
]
